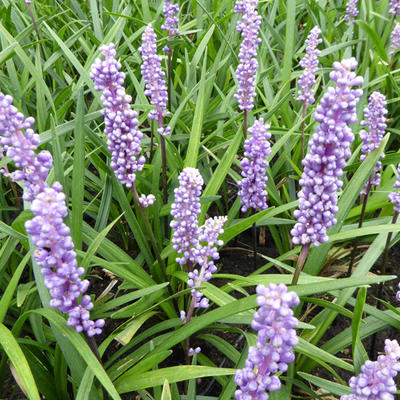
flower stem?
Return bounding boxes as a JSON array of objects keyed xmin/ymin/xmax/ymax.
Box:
[
  {"xmin": 167, "ymin": 48, "xmax": 172, "ymax": 111},
  {"xmin": 347, "ymin": 176, "xmax": 373, "ymax": 276},
  {"xmin": 252, "ymin": 221, "xmax": 257, "ymax": 269},
  {"xmin": 25, "ymin": 3, "xmax": 46, "ymax": 61},
  {"xmin": 131, "ymin": 185, "xmax": 167, "ymax": 282},
  {"xmin": 292, "ymin": 243, "xmax": 310, "ymax": 285},
  {"xmin": 301, "ymin": 102, "xmax": 307, "ymax": 160},
  {"xmin": 149, "ymin": 120, "xmax": 154, "ymax": 162},
  {"xmin": 243, "ymin": 110, "xmax": 248, "ymax": 140},
  {"xmin": 369, "ymin": 211, "xmax": 399, "ymax": 358}
]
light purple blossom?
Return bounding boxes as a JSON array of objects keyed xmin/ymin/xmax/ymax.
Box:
[
  {"xmin": 291, "ymin": 58, "xmax": 363, "ymax": 247},
  {"xmin": 188, "ymin": 347, "xmax": 201, "ymax": 356},
  {"xmin": 26, "ymin": 185, "xmax": 104, "ymax": 336},
  {"xmin": 345, "ymin": 0, "xmax": 359, "ymax": 23},
  {"xmin": 138, "ymin": 194, "xmax": 156, "ymax": 208},
  {"xmin": 235, "ymin": 284, "xmax": 299, "ymax": 399},
  {"xmin": 139, "ymin": 24, "xmax": 171, "ymax": 136},
  {"xmin": 359, "ymin": 92, "xmax": 387, "ymax": 195},
  {"xmin": 234, "ymin": 0, "xmax": 262, "ymax": 111},
  {"xmin": 390, "ymin": 23, "xmax": 400, "ymax": 55},
  {"xmin": 297, "ymin": 26, "xmax": 322, "ymax": 105},
  {"xmin": 238, "ymin": 118, "xmax": 271, "ymax": 213},
  {"xmin": 0, "ymin": 93, "xmax": 52, "ymax": 202},
  {"xmin": 188, "ymin": 216, "xmax": 227, "ymax": 309},
  {"xmin": 390, "ymin": 0, "xmax": 400, "ymax": 15},
  {"xmin": 90, "ymin": 43, "xmax": 145, "ymax": 188},
  {"xmin": 0, "ymin": 92, "xmax": 103, "ymax": 336},
  {"xmin": 388, "ymin": 165, "xmax": 400, "ymax": 213},
  {"xmin": 161, "ymin": 0, "xmax": 179, "ymax": 39},
  {"xmin": 170, "ymin": 168, "xmax": 203, "ymax": 265},
  {"xmin": 340, "ymin": 339, "xmax": 400, "ymax": 400}
]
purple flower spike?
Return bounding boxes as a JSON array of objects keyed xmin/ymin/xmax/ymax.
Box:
[
  {"xmin": 235, "ymin": 284, "xmax": 299, "ymax": 399},
  {"xmin": 0, "ymin": 93, "xmax": 52, "ymax": 202},
  {"xmin": 170, "ymin": 168, "xmax": 204, "ymax": 265},
  {"xmin": 340, "ymin": 339, "xmax": 400, "ymax": 400},
  {"xmin": 25, "ymin": 184, "xmax": 105, "ymax": 336},
  {"xmin": 291, "ymin": 58, "xmax": 363, "ymax": 247},
  {"xmin": 297, "ymin": 26, "xmax": 322, "ymax": 105},
  {"xmin": 188, "ymin": 216, "xmax": 227, "ymax": 309},
  {"xmin": 161, "ymin": 0, "xmax": 179, "ymax": 40},
  {"xmin": 390, "ymin": 23, "xmax": 400, "ymax": 56},
  {"xmin": 345, "ymin": 0, "xmax": 359, "ymax": 24},
  {"xmin": 0, "ymin": 92, "xmax": 103, "ymax": 336},
  {"xmin": 359, "ymin": 92, "xmax": 387, "ymax": 195},
  {"xmin": 390, "ymin": 0, "xmax": 400, "ymax": 15},
  {"xmin": 388, "ymin": 165, "xmax": 400, "ymax": 213},
  {"xmin": 234, "ymin": 0, "xmax": 262, "ymax": 111},
  {"xmin": 90, "ymin": 43, "xmax": 145, "ymax": 188},
  {"xmin": 238, "ymin": 118, "xmax": 271, "ymax": 213},
  {"xmin": 139, "ymin": 24, "xmax": 170, "ymax": 135}
]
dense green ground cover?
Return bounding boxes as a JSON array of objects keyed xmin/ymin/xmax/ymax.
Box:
[{"xmin": 1, "ymin": 0, "xmax": 400, "ymax": 398}]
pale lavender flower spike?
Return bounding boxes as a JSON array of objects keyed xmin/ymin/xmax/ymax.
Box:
[
  {"xmin": 0, "ymin": 92, "xmax": 104, "ymax": 336},
  {"xmin": 234, "ymin": 0, "xmax": 262, "ymax": 111},
  {"xmin": 162, "ymin": 0, "xmax": 179, "ymax": 40},
  {"xmin": 390, "ymin": 0, "xmax": 400, "ymax": 15},
  {"xmin": 170, "ymin": 168, "xmax": 203, "ymax": 265},
  {"xmin": 90, "ymin": 43, "xmax": 145, "ymax": 188},
  {"xmin": 340, "ymin": 339, "xmax": 400, "ymax": 400},
  {"xmin": 345, "ymin": 0, "xmax": 359, "ymax": 23},
  {"xmin": 291, "ymin": 58, "xmax": 363, "ymax": 247},
  {"xmin": 359, "ymin": 92, "xmax": 387, "ymax": 195},
  {"xmin": 238, "ymin": 118, "xmax": 271, "ymax": 212},
  {"xmin": 297, "ymin": 26, "xmax": 322, "ymax": 105},
  {"xmin": 139, "ymin": 24, "xmax": 171, "ymax": 136},
  {"xmin": 388, "ymin": 165, "xmax": 400, "ymax": 213},
  {"xmin": 235, "ymin": 284, "xmax": 299, "ymax": 399},
  {"xmin": 188, "ymin": 216, "xmax": 227, "ymax": 309},
  {"xmin": 390, "ymin": 23, "xmax": 400, "ymax": 56}
]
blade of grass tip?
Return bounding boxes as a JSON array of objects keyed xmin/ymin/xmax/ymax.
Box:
[
  {"xmin": 71, "ymin": 89, "xmax": 85, "ymax": 251},
  {"xmin": 0, "ymin": 324, "xmax": 41, "ymax": 400},
  {"xmin": 89, "ymin": 0, "xmax": 103, "ymax": 41},
  {"xmin": 0, "ymin": 22, "xmax": 55, "ymax": 113},
  {"xmin": 184, "ymin": 51, "xmax": 209, "ymax": 168},
  {"xmin": 0, "ymin": 252, "xmax": 30, "ymax": 324},
  {"xmin": 280, "ymin": 0, "xmax": 296, "ymax": 127}
]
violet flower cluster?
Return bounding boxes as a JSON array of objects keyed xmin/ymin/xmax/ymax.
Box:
[
  {"xmin": 390, "ymin": 23, "xmax": 400, "ymax": 56},
  {"xmin": 138, "ymin": 194, "xmax": 156, "ymax": 208},
  {"xmin": 297, "ymin": 26, "xmax": 322, "ymax": 105},
  {"xmin": 359, "ymin": 91, "xmax": 387, "ymax": 195},
  {"xmin": 90, "ymin": 43, "xmax": 145, "ymax": 188},
  {"xmin": 340, "ymin": 339, "xmax": 400, "ymax": 400},
  {"xmin": 0, "ymin": 92, "xmax": 103, "ymax": 336},
  {"xmin": 345, "ymin": 0, "xmax": 359, "ymax": 23},
  {"xmin": 161, "ymin": 0, "xmax": 179, "ymax": 40},
  {"xmin": 291, "ymin": 58, "xmax": 363, "ymax": 247},
  {"xmin": 388, "ymin": 165, "xmax": 400, "ymax": 213},
  {"xmin": 234, "ymin": 0, "xmax": 262, "ymax": 111},
  {"xmin": 139, "ymin": 24, "xmax": 171, "ymax": 136},
  {"xmin": 389, "ymin": 0, "xmax": 400, "ymax": 16},
  {"xmin": 187, "ymin": 216, "xmax": 227, "ymax": 309},
  {"xmin": 170, "ymin": 167, "xmax": 203, "ymax": 265},
  {"xmin": 235, "ymin": 284, "xmax": 299, "ymax": 399},
  {"xmin": 238, "ymin": 118, "xmax": 271, "ymax": 213}
]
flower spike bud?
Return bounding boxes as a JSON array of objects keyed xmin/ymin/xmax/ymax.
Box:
[{"xmin": 291, "ymin": 58, "xmax": 363, "ymax": 247}]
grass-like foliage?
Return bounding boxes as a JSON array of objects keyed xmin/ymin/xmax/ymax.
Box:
[{"xmin": 1, "ymin": 0, "xmax": 400, "ymax": 399}]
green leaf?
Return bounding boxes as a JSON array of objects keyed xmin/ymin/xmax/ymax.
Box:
[
  {"xmin": 297, "ymin": 372, "xmax": 351, "ymax": 396},
  {"xmin": 0, "ymin": 324, "xmax": 41, "ymax": 400},
  {"xmin": 115, "ymin": 366, "xmax": 235, "ymax": 393}
]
